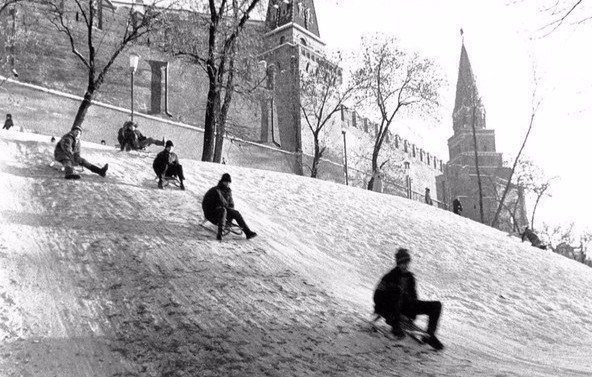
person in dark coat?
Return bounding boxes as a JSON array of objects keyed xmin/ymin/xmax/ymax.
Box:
[
  {"xmin": 202, "ymin": 173, "xmax": 257, "ymax": 241},
  {"xmin": 153, "ymin": 140, "xmax": 185, "ymax": 190},
  {"xmin": 373, "ymin": 248, "xmax": 443, "ymax": 350},
  {"xmin": 521, "ymin": 227, "xmax": 546, "ymax": 249},
  {"xmin": 424, "ymin": 188, "xmax": 433, "ymax": 205},
  {"xmin": 54, "ymin": 125, "xmax": 108, "ymax": 180},
  {"xmin": 118, "ymin": 121, "xmax": 164, "ymax": 151},
  {"xmin": 2, "ymin": 114, "xmax": 14, "ymax": 130},
  {"xmin": 452, "ymin": 198, "xmax": 463, "ymax": 215}
]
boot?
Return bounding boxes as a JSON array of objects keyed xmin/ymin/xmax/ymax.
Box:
[
  {"xmin": 245, "ymin": 230, "xmax": 258, "ymax": 240},
  {"xmin": 64, "ymin": 166, "xmax": 81, "ymax": 180},
  {"xmin": 216, "ymin": 227, "xmax": 223, "ymax": 241},
  {"xmin": 99, "ymin": 164, "xmax": 108, "ymax": 177},
  {"xmin": 88, "ymin": 163, "xmax": 108, "ymax": 177},
  {"xmin": 158, "ymin": 179, "xmax": 163, "ymax": 189},
  {"xmin": 179, "ymin": 180, "xmax": 185, "ymax": 190}
]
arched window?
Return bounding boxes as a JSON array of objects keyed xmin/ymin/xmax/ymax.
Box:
[
  {"xmin": 300, "ymin": 38, "xmax": 307, "ymax": 46},
  {"xmin": 280, "ymin": 36, "xmax": 285, "ymax": 45}
]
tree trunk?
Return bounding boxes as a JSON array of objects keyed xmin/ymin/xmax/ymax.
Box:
[
  {"xmin": 310, "ymin": 134, "xmax": 321, "ymax": 178},
  {"xmin": 471, "ymin": 105, "xmax": 485, "ymax": 223},
  {"xmin": 530, "ymin": 186, "xmax": 548, "ymax": 231},
  {"xmin": 213, "ymin": 50, "xmax": 236, "ymax": 163},
  {"xmin": 367, "ymin": 147, "xmax": 379, "ymax": 190},
  {"xmin": 202, "ymin": 74, "xmax": 217, "ymax": 162},
  {"xmin": 71, "ymin": 90, "xmax": 94, "ymax": 130}
]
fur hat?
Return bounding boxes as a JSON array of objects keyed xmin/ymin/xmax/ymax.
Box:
[
  {"xmin": 396, "ymin": 248, "xmax": 411, "ymax": 265},
  {"xmin": 165, "ymin": 140, "xmax": 174, "ymax": 148},
  {"xmin": 220, "ymin": 173, "xmax": 232, "ymax": 183}
]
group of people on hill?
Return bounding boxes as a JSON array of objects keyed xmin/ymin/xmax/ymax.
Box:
[{"xmin": 52, "ymin": 122, "xmax": 257, "ymax": 242}]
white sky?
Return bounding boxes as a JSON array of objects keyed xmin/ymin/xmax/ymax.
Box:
[{"xmin": 312, "ymin": 0, "xmax": 592, "ymax": 234}]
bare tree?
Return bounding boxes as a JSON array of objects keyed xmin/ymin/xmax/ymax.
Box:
[
  {"xmin": 299, "ymin": 55, "xmax": 359, "ymax": 178},
  {"xmin": 513, "ymin": 159, "xmax": 557, "ymax": 230},
  {"xmin": 160, "ymin": 0, "xmax": 263, "ymax": 162},
  {"xmin": 491, "ymin": 84, "xmax": 541, "ymax": 227},
  {"xmin": 43, "ymin": 0, "xmax": 167, "ymax": 130},
  {"xmin": 353, "ymin": 36, "xmax": 443, "ymax": 191}
]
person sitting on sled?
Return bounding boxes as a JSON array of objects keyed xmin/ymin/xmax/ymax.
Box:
[
  {"xmin": 54, "ymin": 125, "xmax": 108, "ymax": 180},
  {"xmin": 373, "ymin": 248, "xmax": 443, "ymax": 350},
  {"xmin": 153, "ymin": 140, "xmax": 185, "ymax": 190},
  {"xmin": 118, "ymin": 121, "xmax": 164, "ymax": 151},
  {"xmin": 201, "ymin": 173, "xmax": 257, "ymax": 241}
]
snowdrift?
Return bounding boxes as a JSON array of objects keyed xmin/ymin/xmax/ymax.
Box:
[{"xmin": 0, "ymin": 131, "xmax": 590, "ymax": 376}]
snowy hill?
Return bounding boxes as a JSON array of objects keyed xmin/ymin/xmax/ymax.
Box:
[{"xmin": 0, "ymin": 131, "xmax": 591, "ymax": 377}]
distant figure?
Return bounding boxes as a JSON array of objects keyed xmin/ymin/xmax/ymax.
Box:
[
  {"xmin": 452, "ymin": 198, "xmax": 463, "ymax": 215},
  {"xmin": 424, "ymin": 188, "xmax": 433, "ymax": 205},
  {"xmin": 50, "ymin": 136, "xmax": 56, "ymax": 143},
  {"xmin": 100, "ymin": 139, "xmax": 106, "ymax": 145},
  {"xmin": 2, "ymin": 114, "xmax": 13, "ymax": 130},
  {"xmin": 118, "ymin": 121, "xmax": 164, "ymax": 151},
  {"xmin": 54, "ymin": 125, "xmax": 108, "ymax": 180},
  {"xmin": 153, "ymin": 140, "xmax": 185, "ymax": 190},
  {"xmin": 202, "ymin": 173, "xmax": 257, "ymax": 241},
  {"xmin": 521, "ymin": 227, "xmax": 546, "ymax": 250},
  {"xmin": 374, "ymin": 248, "xmax": 444, "ymax": 350}
]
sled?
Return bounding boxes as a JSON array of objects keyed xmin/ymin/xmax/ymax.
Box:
[
  {"xmin": 155, "ymin": 175, "xmax": 181, "ymax": 189},
  {"xmin": 369, "ymin": 314, "xmax": 429, "ymax": 345},
  {"xmin": 200, "ymin": 219, "xmax": 244, "ymax": 237},
  {"xmin": 49, "ymin": 162, "xmax": 83, "ymax": 173}
]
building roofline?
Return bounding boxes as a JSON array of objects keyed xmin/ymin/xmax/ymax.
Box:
[{"xmin": 265, "ymin": 22, "xmax": 325, "ymax": 46}]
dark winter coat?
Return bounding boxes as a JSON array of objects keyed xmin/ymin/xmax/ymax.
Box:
[
  {"xmin": 202, "ymin": 183, "xmax": 234, "ymax": 218},
  {"xmin": 3, "ymin": 118, "xmax": 13, "ymax": 130},
  {"xmin": 374, "ymin": 266, "xmax": 418, "ymax": 317},
  {"xmin": 521, "ymin": 228, "xmax": 542, "ymax": 247},
  {"xmin": 453, "ymin": 199, "xmax": 463, "ymax": 214},
  {"xmin": 153, "ymin": 149, "xmax": 180, "ymax": 176},
  {"xmin": 54, "ymin": 131, "xmax": 81, "ymax": 163}
]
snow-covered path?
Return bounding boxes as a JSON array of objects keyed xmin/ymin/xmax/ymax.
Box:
[{"xmin": 0, "ymin": 131, "xmax": 590, "ymax": 376}]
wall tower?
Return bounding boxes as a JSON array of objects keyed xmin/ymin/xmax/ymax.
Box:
[
  {"xmin": 437, "ymin": 36, "xmax": 527, "ymax": 230},
  {"xmin": 260, "ymin": 0, "xmax": 325, "ymax": 174}
]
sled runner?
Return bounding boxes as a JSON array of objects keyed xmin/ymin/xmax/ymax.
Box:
[
  {"xmin": 155, "ymin": 175, "xmax": 181, "ymax": 189},
  {"xmin": 200, "ymin": 219, "xmax": 244, "ymax": 237},
  {"xmin": 49, "ymin": 162, "xmax": 83, "ymax": 173},
  {"xmin": 368, "ymin": 314, "xmax": 444, "ymax": 350}
]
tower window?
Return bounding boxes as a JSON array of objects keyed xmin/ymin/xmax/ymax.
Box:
[
  {"xmin": 280, "ymin": 36, "xmax": 285, "ymax": 45},
  {"xmin": 300, "ymin": 38, "xmax": 307, "ymax": 46}
]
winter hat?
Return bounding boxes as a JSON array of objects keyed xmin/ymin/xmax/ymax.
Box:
[
  {"xmin": 165, "ymin": 140, "xmax": 174, "ymax": 148},
  {"xmin": 71, "ymin": 125, "xmax": 82, "ymax": 132},
  {"xmin": 396, "ymin": 248, "xmax": 411, "ymax": 265},
  {"xmin": 220, "ymin": 173, "xmax": 232, "ymax": 183}
]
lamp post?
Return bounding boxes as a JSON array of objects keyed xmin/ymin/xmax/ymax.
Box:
[
  {"xmin": 342, "ymin": 126, "xmax": 349, "ymax": 185},
  {"xmin": 404, "ymin": 160, "xmax": 411, "ymax": 198},
  {"xmin": 129, "ymin": 53, "xmax": 140, "ymax": 122}
]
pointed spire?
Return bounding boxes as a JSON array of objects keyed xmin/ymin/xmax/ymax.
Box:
[
  {"xmin": 453, "ymin": 35, "xmax": 486, "ymax": 134},
  {"xmin": 265, "ymin": 0, "xmax": 320, "ymax": 37}
]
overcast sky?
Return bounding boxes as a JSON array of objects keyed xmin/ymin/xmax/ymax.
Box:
[{"xmin": 308, "ymin": 0, "xmax": 592, "ymax": 234}]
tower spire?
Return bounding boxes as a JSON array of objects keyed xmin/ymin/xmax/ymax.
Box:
[{"xmin": 452, "ymin": 33, "xmax": 485, "ymax": 134}]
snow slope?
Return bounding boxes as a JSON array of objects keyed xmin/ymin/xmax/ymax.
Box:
[{"xmin": 0, "ymin": 131, "xmax": 591, "ymax": 377}]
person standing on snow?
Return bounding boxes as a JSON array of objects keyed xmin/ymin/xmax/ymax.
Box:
[
  {"xmin": 424, "ymin": 188, "xmax": 433, "ymax": 205},
  {"xmin": 201, "ymin": 173, "xmax": 257, "ymax": 241},
  {"xmin": 452, "ymin": 198, "xmax": 463, "ymax": 215},
  {"xmin": 373, "ymin": 248, "xmax": 443, "ymax": 350},
  {"xmin": 54, "ymin": 125, "xmax": 108, "ymax": 180},
  {"xmin": 153, "ymin": 140, "xmax": 185, "ymax": 190},
  {"xmin": 3, "ymin": 114, "xmax": 14, "ymax": 130}
]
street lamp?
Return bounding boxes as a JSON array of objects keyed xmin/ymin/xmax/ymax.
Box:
[
  {"xmin": 129, "ymin": 53, "xmax": 140, "ymax": 122},
  {"xmin": 404, "ymin": 160, "xmax": 411, "ymax": 198},
  {"xmin": 341, "ymin": 125, "xmax": 349, "ymax": 185}
]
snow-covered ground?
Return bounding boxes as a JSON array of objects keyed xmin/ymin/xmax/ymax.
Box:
[{"xmin": 0, "ymin": 130, "xmax": 591, "ymax": 377}]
